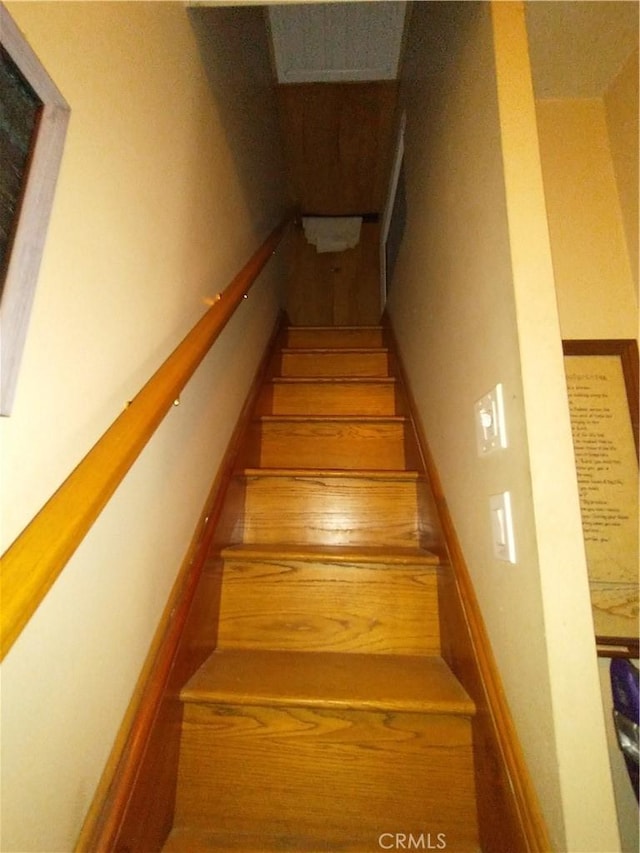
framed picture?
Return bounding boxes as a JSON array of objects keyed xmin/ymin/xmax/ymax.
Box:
[
  {"xmin": 1, "ymin": 5, "xmax": 70, "ymax": 415},
  {"xmin": 563, "ymin": 339, "xmax": 639, "ymax": 657}
]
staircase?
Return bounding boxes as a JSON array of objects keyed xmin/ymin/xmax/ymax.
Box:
[{"xmin": 164, "ymin": 325, "xmax": 480, "ymax": 852}]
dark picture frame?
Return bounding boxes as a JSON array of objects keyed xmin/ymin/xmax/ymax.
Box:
[{"xmin": 0, "ymin": 5, "xmax": 70, "ymax": 415}]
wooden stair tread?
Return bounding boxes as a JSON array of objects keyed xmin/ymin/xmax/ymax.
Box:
[
  {"xmin": 281, "ymin": 346, "xmax": 388, "ymax": 354},
  {"xmin": 270, "ymin": 376, "xmax": 396, "ymax": 384},
  {"xmin": 181, "ymin": 650, "xmax": 475, "ymax": 716},
  {"xmin": 220, "ymin": 542, "xmax": 441, "ymax": 566},
  {"xmin": 285, "ymin": 327, "xmax": 387, "ymax": 352},
  {"xmin": 164, "ymin": 827, "xmax": 431, "ymax": 852},
  {"xmin": 164, "ymin": 828, "xmax": 260, "ymax": 853},
  {"xmin": 164, "ymin": 828, "xmax": 319, "ymax": 851},
  {"xmin": 242, "ymin": 466, "xmax": 422, "ymax": 480},
  {"xmin": 278, "ymin": 349, "xmax": 389, "ymax": 379},
  {"xmin": 257, "ymin": 414, "xmax": 406, "ymax": 423},
  {"xmin": 263, "ymin": 377, "xmax": 399, "ymax": 417},
  {"xmin": 288, "ymin": 325, "xmax": 384, "ymax": 331}
]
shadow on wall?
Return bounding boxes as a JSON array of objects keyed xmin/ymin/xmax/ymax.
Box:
[{"xmin": 188, "ymin": 6, "xmax": 288, "ymax": 240}]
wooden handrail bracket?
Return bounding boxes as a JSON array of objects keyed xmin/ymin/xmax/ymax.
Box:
[{"xmin": 0, "ymin": 217, "xmax": 290, "ymax": 660}]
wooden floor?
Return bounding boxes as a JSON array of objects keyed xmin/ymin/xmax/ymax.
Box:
[{"xmin": 164, "ymin": 326, "xmax": 480, "ymax": 852}]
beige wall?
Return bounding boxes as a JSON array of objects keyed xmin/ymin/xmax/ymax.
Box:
[
  {"xmin": 535, "ymin": 47, "xmax": 639, "ymax": 853},
  {"xmin": 388, "ymin": 2, "xmax": 618, "ymax": 849},
  {"xmin": 536, "ymin": 97, "xmax": 637, "ymax": 340},
  {"xmin": 0, "ymin": 3, "xmax": 286, "ymax": 851},
  {"xmin": 605, "ymin": 48, "xmax": 639, "ymax": 299},
  {"xmin": 493, "ymin": 6, "xmax": 619, "ymax": 849}
]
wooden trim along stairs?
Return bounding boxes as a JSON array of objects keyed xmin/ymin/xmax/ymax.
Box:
[{"xmin": 82, "ymin": 321, "xmax": 550, "ymax": 852}]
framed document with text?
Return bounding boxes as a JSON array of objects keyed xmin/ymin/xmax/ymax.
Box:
[{"xmin": 563, "ymin": 340, "xmax": 639, "ymax": 657}]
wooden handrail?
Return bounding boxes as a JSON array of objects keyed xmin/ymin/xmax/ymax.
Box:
[{"xmin": 0, "ymin": 216, "xmax": 290, "ymax": 660}]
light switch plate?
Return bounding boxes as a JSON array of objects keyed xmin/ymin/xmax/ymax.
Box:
[
  {"xmin": 475, "ymin": 383, "xmax": 507, "ymax": 455},
  {"xmin": 489, "ymin": 492, "xmax": 516, "ymax": 563}
]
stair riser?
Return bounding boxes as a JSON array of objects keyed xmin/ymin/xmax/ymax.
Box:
[
  {"xmin": 243, "ymin": 474, "xmax": 422, "ymax": 549},
  {"xmin": 286, "ymin": 328, "xmax": 385, "ymax": 349},
  {"xmin": 278, "ymin": 351, "xmax": 389, "ymax": 378},
  {"xmin": 259, "ymin": 382, "xmax": 397, "ymax": 417},
  {"xmin": 176, "ymin": 703, "xmax": 478, "ymax": 849},
  {"xmin": 216, "ymin": 559, "xmax": 441, "ymax": 655},
  {"xmin": 255, "ymin": 420, "xmax": 406, "ymax": 470}
]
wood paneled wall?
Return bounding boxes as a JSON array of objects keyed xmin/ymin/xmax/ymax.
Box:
[
  {"xmin": 285, "ymin": 222, "xmax": 382, "ymax": 326},
  {"xmin": 277, "ymin": 82, "xmax": 398, "ymax": 215}
]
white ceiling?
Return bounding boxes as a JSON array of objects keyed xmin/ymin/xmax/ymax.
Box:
[
  {"xmin": 267, "ymin": 1, "xmax": 638, "ymax": 95},
  {"xmin": 267, "ymin": 2, "xmax": 407, "ymax": 83},
  {"xmin": 526, "ymin": 1, "xmax": 639, "ymax": 98},
  {"xmin": 195, "ymin": 1, "xmax": 639, "ymax": 96}
]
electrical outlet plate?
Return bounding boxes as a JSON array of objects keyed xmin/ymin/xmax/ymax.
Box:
[
  {"xmin": 489, "ymin": 492, "xmax": 516, "ymax": 563},
  {"xmin": 475, "ymin": 383, "xmax": 507, "ymax": 455}
]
